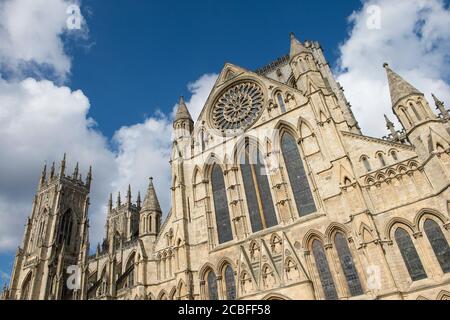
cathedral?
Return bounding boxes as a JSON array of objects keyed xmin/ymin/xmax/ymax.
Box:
[{"xmin": 3, "ymin": 33, "xmax": 450, "ymax": 300}]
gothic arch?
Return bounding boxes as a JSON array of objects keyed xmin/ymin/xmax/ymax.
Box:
[
  {"xmin": 199, "ymin": 263, "xmax": 217, "ymax": 280},
  {"xmin": 20, "ymin": 271, "xmax": 33, "ymax": 300},
  {"xmin": 385, "ymin": 217, "xmax": 416, "ymax": 241},
  {"xmin": 359, "ymin": 222, "xmax": 375, "ymax": 243},
  {"xmin": 273, "ymin": 120, "xmax": 299, "ymax": 145},
  {"xmin": 146, "ymin": 292, "xmax": 155, "ymax": 300},
  {"xmin": 217, "ymin": 257, "xmax": 235, "ymax": 273},
  {"xmin": 302, "ymin": 229, "xmax": 326, "ymax": 249},
  {"xmin": 124, "ymin": 251, "xmax": 136, "ymax": 269},
  {"xmin": 325, "ymin": 222, "xmax": 351, "ymax": 244},
  {"xmin": 157, "ymin": 290, "xmax": 168, "ymax": 300},
  {"xmin": 202, "ymin": 153, "xmax": 225, "ymax": 179},
  {"xmin": 262, "ymin": 293, "xmax": 291, "ymax": 300},
  {"xmin": 437, "ymin": 290, "xmax": 450, "ymax": 300},
  {"xmin": 414, "ymin": 209, "xmax": 449, "ymax": 230},
  {"xmin": 177, "ymin": 279, "xmax": 188, "ymax": 300},
  {"xmin": 169, "ymin": 287, "xmax": 177, "ymax": 300}
]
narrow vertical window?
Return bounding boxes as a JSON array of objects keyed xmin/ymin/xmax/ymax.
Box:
[
  {"xmin": 378, "ymin": 153, "xmax": 386, "ymax": 167},
  {"xmin": 391, "ymin": 150, "xmax": 398, "ymax": 161},
  {"xmin": 395, "ymin": 228, "xmax": 427, "ymax": 281},
  {"xmin": 312, "ymin": 240, "xmax": 338, "ymax": 300},
  {"xmin": 410, "ymin": 103, "xmax": 422, "ymax": 121},
  {"xmin": 334, "ymin": 233, "xmax": 363, "ymax": 296},
  {"xmin": 199, "ymin": 130, "xmax": 206, "ymax": 152},
  {"xmin": 277, "ymin": 93, "xmax": 286, "ymax": 113},
  {"xmin": 240, "ymin": 143, "xmax": 277, "ymax": 232},
  {"xmin": 207, "ymin": 271, "xmax": 218, "ymax": 300},
  {"xmin": 281, "ymin": 133, "xmax": 316, "ymax": 216},
  {"xmin": 224, "ymin": 265, "xmax": 236, "ymax": 300},
  {"xmin": 424, "ymin": 219, "xmax": 450, "ymax": 273},
  {"xmin": 362, "ymin": 156, "xmax": 371, "ymax": 172},
  {"xmin": 211, "ymin": 164, "xmax": 233, "ymax": 244}
]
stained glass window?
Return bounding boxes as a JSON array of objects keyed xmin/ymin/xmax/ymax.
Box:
[
  {"xmin": 312, "ymin": 240, "xmax": 338, "ymax": 300},
  {"xmin": 207, "ymin": 271, "xmax": 218, "ymax": 300},
  {"xmin": 224, "ymin": 265, "xmax": 236, "ymax": 300},
  {"xmin": 281, "ymin": 133, "xmax": 316, "ymax": 217},
  {"xmin": 424, "ymin": 219, "xmax": 450, "ymax": 273},
  {"xmin": 211, "ymin": 164, "xmax": 233, "ymax": 244},
  {"xmin": 277, "ymin": 93, "xmax": 286, "ymax": 113},
  {"xmin": 334, "ymin": 233, "xmax": 363, "ymax": 296},
  {"xmin": 240, "ymin": 144, "xmax": 277, "ymax": 232},
  {"xmin": 394, "ymin": 228, "xmax": 427, "ymax": 281}
]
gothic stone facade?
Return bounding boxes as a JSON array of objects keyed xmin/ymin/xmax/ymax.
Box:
[{"xmin": 5, "ymin": 34, "xmax": 450, "ymax": 300}]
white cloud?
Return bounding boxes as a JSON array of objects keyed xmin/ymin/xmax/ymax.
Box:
[
  {"xmin": 0, "ymin": 77, "xmax": 118, "ymax": 251},
  {"xmin": 112, "ymin": 74, "xmax": 218, "ymax": 217},
  {"xmin": 0, "ymin": 0, "xmax": 86, "ymax": 80},
  {"xmin": 336, "ymin": 0, "xmax": 450, "ymax": 137}
]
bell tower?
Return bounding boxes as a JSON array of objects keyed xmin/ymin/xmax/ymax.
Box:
[{"xmin": 8, "ymin": 155, "xmax": 91, "ymax": 300}]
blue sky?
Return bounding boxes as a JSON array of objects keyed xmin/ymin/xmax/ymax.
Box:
[
  {"xmin": 1, "ymin": 0, "xmax": 450, "ymax": 290},
  {"xmin": 70, "ymin": 0, "xmax": 360, "ymax": 138}
]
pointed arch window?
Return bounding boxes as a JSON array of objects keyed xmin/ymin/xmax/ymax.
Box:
[
  {"xmin": 394, "ymin": 228, "xmax": 427, "ymax": 281},
  {"xmin": 240, "ymin": 143, "xmax": 278, "ymax": 232},
  {"xmin": 207, "ymin": 270, "xmax": 218, "ymax": 300},
  {"xmin": 276, "ymin": 93, "xmax": 286, "ymax": 113},
  {"xmin": 57, "ymin": 209, "xmax": 74, "ymax": 247},
  {"xmin": 224, "ymin": 265, "xmax": 236, "ymax": 300},
  {"xmin": 424, "ymin": 219, "xmax": 450, "ymax": 273},
  {"xmin": 312, "ymin": 240, "xmax": 338, "ymax": 300},
  {"xmin": 20, "ymin": 273, "xmax": 32, "ymax": 300},
  {"xmin": 334, "ymin": 233, "xmax": 363, "ymax": 296},
  {"xmin": 281, "ymin": 133, "xmax": 316, "ymax": 217},
  {"xmin": 211, "ymin": 164, "xmax": 233, "ymax": 244}
]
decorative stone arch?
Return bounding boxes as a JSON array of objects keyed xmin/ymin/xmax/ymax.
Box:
[
  {"xmin": 359, "ymin": 222, "xmax": 375, "ymax": 243},
  {"xmin": 124, "ymin": 251, "xmax": 136, "ymax": 269},
  {"xmin": 146, "ymin": 292, "xmax": 155, "ymax": 300},
  {"xmin": 386, "ymin": 168, "xmax": 397, "ymax": 178},
  {"xmin": 199, "ymin": 262, "xmax": 217, "ymax": 280},
  {"xmin": 375, "ymin": 172, "xmax": 386, "ymax": 182},
  {"xmin": 168, "ymin": 287, "xmax": 177, "ymax": 300},
  {"xmin": 397, "ymin": 164, "xmax": 408, "ymax": 174},
  {"xmin": 437, "ymin": 290, "xmax": 450, "ymax": 300},
  {"xmin": 273, "ymin": 119, "xmax": 300, "ymax": 149},
  {"xmin": 416, "ymin": 295, "xmax": 429, "ymax": 300},
  {"xmin": 365, "ymin": 176, "xmax": 375, "ymax": 186},
  {"xmin": 302, "ymin": 229, "xmax": 326, "ymax": 249},
  {"xmin": 414, "ymin": 209, "xmax": 449, "ymax": 232},
  {"xmin": 202, "ymin": 153, "xmax": 225, "ymax": 180},
  {"xmin": 177, "ymin": 279, "xmax": 188, "ymax": 300},
  {"xmin": 20, "ymin": 271, "xmax": 33, "ymax": 300},
  {"xmin": 325, "ymin": 222, "xmax": 351, "ymax": 244},
  {"xmin": 249, "ymin": 240, "xmax": 260, "ymax": 260},
  {"xmin": 385, "ymin": 217, "xmax": 416, "ymax": 241},
  {"xmin": 408, "ymin": 160, "xmax": 420, "ymax": 170},
  {"xmin": 157, "ymin": 290, "xmax": 168, "ymax": 300},
  {"xmin": 231, "ymin": 134, "xmax": 264, "ymax": 165},
  {"xmin": 217, "ymin": 257, "xmax": 235, "ymax": 274},
  {"xmin": 262, "ymin": 293, "xmax": 291, "ymax": 300},
  {"xmin": 269, "ymin": 233, "xmax": 283, "ymax": 255}
]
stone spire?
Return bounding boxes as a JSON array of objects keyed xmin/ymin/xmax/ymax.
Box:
[
  {"xmin": 137, "ymin": 191, "xmax": 142, "ymax": 209},
  {"xmin": 50, "ymin": 162, "xmax": 55, "ymax": 179},
  {"xmin": 86, "ymin": 166, "xmax": 92, "ymax": 190},
  {"xmin": 59, "ymin": 153, "xmax": 66, "ymax": 177},
  {"xmin": 432, "ymin": 93, "xmax": 450, "ymax": 119},
  {"xmin": 73, "ymin": 162, "xmax": 79, "ymax": 180},
  {"xmin": 108, "ymin": 193, "xmax": 113, "ymax": 212},
  {"xmin": 141, "ymin": 177, "xmax": 162, "ymax": 213},
  {"xmin": 40, "ymin": 162, "xmax": 47, "ymax": 186},
  {"xmin": 117, "ymin": 192, "xmax": 121, "ymax": 207},
  {"xmin": 127, "ymin": 184, "xmax": 132, "ymax": 204},
  {"xmin": 289, "ymin": 32, "xmax": 311, "ymax": 59},
  {"xmin": 174, "ymin": 96, "xmax": 193, "ymax": 124},
  {"xmin": 383, "ymin": 63, "xmax": 423, "ymax": 107}
]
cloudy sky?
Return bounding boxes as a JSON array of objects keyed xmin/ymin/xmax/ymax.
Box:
[{"xmin": 1, "ymin": 0, "xmax": 450, "ymax": 287}]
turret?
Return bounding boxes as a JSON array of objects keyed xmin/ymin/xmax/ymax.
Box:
[
  {"xmin": 384, "ymin": 63, "xmax": 450, "ymax": 160},
  {"xmin": 173, "ymin": 96, "xmax": 194, "ymax": 138},
  {"xmin": 289, "ymin": 32, "xmax": 327, "ymax": 95},
  {"xmin": 86, "ymin": 166, "xmax": 92, "ymax": 190},
  {"xmin": 59, "ymin": 153, "xmax": 66, "ymax": 177},
  {"xmin": 384, "ymin": 63, "xmax": 436, "ymax": 132},
  {"xmin": 39, "ymin": 162, "xmax": 47, "ymax": 187},
  {"xmin": 139, "ymin": 177, "xmax": 162, "ymax": 237}
]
